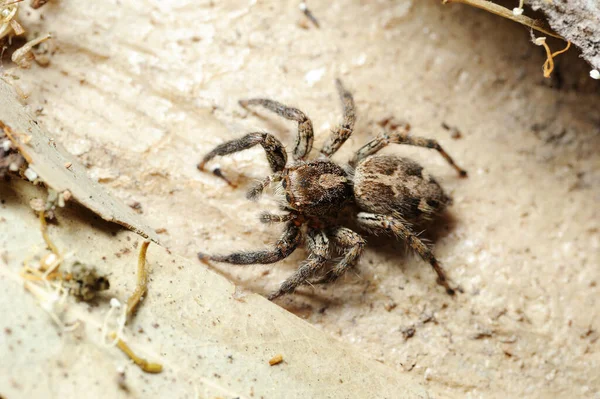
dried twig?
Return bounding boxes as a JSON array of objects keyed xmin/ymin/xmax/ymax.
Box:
[
  {"xmin": 110, "ymin": 332, "xmax": 163, "ymax": 374},
  {"xmin": 442, "ymin": 0, "xmax": 563, "ymax": 39},
  {"xmin": 0, "ymin": 0, "xmax": 23, "ymax": 8},
  {"xmin": 39, "ymin": 210, "xmax": 60, "ymax": 257},
  {"xmin": 111, "ymin": 240, "xmax": 163, "ymax": 373},
  {"xmin": 0, "ymin": 2, "xmax": 20, "ymax": 40},
  {"xmin": 30, "ymin": 0, "xmax": 49, "ymax": 9},
  {"xmin": 299, "ymin": 2, "xmax": 320, "ymax": 28},
  {"xmin": 126, "ymin": 240, "xmax": 150, "ymax": 318},
  {"xmin": 11, "ymin": 33, "xmax": 52, "ymax": 68},
  {"xmin": 443, "ymin": 0, "xmax": 572, "ymax": 78},
  {"xmin": 532, "ymin": 37, "xmax": 571, "ymax": 78}
]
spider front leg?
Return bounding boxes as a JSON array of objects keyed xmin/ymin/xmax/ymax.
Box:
[
  {"xmin": 198, "ymin": 132, "xmax": 287, "ymax": 185},
  {"xmin": 356, "ymin": 212, "xmax": 455, "ymax": 295},
  {"xmin": 320, "ymin": 79, "xmax": 356, "ymax": 158},
  {"xmin": 200, "ymin": 221, "xmax": 301, "ymax": 265},
  {"xmin": 268, "ymin": 227, "xmax": 329, "ymax": 300},
  {"xmin": 246, "ymin": 173, "xmax": 283, "ymax": 201},
  {"xmin": 311, "ymin": 227, "xmax": 365, "ymax": 285},
  {"xmin": 352, "ymin": 127, "xmax": 467, "ymax": 177},
  {"xmin": 239, "ymin": 98, "xmax": 313, "ymax": 161}
]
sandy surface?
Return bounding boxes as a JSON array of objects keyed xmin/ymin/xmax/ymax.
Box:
[{"xmin": 3, "ymin": 1, "xmax": 600, "ymax": 397}]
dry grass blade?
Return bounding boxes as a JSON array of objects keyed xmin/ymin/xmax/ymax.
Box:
[
  {"xmin": 443, "ymin": 0, "xmax": 564, "ymax": 40},
  {"xmin": 110, "ymin": 332, "xmax": 163, "ymax": 374},
  {"xmin": 126, "ymin": 240, "xmax": 150, "ymax": 318}
]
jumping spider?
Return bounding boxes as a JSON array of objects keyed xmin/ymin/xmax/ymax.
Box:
[{"xmin": 198, "ymin": 80, "xmax": 467, "ymax": 300}]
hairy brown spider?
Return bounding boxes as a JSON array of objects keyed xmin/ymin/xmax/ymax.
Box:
[{"xmin": 198, "ymin": 80, "xmax": 467, "ymax": 300}]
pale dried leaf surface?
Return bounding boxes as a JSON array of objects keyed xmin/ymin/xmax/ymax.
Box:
[
  {"xmin": 0, "ymin": 180, "xmax": 431, "ymax": 398},
  {"xmin": 0, "ymin": 79, "xmax": 160, "ymax": 243}
]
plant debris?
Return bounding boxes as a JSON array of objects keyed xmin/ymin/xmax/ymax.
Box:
[
  {"xmin": 299, "ymin": 2, "xmax": 319, "ymax": 28},
  {"xmin": 108, "ymin": 240, "xmax": 163, "ymax": 373},
  {"xmin": 1, "ymin": 1, "xmax": 53, "ymax": 68},
  {"xmin": 531, "ymin": 35, "xmax": 571, "ymax": 78},
  {"xmin": 269, "ymin": 354, "xmax": 284, "ymax": 366},
  {"xmin": 402, "ymin": 327, "xmax": 416, "ymax": 340},
  {"xmin": 110, "ymin": 332, "xmax": 163, "ymax": 373},
  {"xmin": 442, "ymin": 0, "xmax": 561, "ymax": 39},
  {"xmin": 64, "ymin": 262, "xmax": 110, "ymax": 301},
  {"xmin": 0, "ymin": 127, "xmax": 26, "ymax": 179},
  {"xmin": 20, "ymin": 208, "xmax": 110, "ymax": 302},
  {"xmin": 442, "ymin": 0, "xmax": 571, "ymax": 78},
  {"xmin": 0, "ymin": 0, "xmax": 24, "ymax": 41},
  {"xmin": 126, "ymin": 240, "xmax": 150, "ymax": 318},
  {"xmin": 11, "ymin": 33, "xmax": 52, "ymax": 68},
  {"xmin": 19, "ymin": 200, "xmax": 161, "ymax": 373},
  {"xmin": 0, "ymin": 81, "xmax": 161, "ymax": 244},
  {"xmin": 470, "ymin": 329, "xmax": 494, "ymax": 340},
  {"xmin": 30, "ymin": 0, "xmax": 49, "ymax": 9}
]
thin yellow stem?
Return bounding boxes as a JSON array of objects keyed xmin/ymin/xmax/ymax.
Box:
[
  {"xmin": 112, "ymin": 240, "xmax": 163, "ymax": 373},
  {"xmin": 39, "ymin": 211, "xmax": 60, "ymax": 258},
  {"xmin": 126, "ymin": 240, "xmax": 150, "ymax": 318},
  {"xmin": 110, "ymin": 332, "xmax": 163, "ymax": 373},
  {"xmin": 542, "ymin": 40, "xmax": 571, "ymax": 78}
]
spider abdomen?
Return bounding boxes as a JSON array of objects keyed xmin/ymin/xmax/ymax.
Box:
[
  {"xmin": 353, "ymin": 155, "xmax": 450, "ymax": 221},
  {"xmin": 283, "ymin": 160, "xmax": 352, "ymax": 216}
]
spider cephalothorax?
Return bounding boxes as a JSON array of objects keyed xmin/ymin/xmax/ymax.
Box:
[
  {"xmin": 198, "ymin": 80, "xmax": 467, "ymax": 300},
  {"xmin": 280, "ymin": 160, "xmax": 352, "ymax": 216}
]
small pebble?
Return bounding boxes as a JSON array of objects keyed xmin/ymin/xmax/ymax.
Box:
[{"xmin": 269, "ymin": 354, "xmax": 283, "ymax": 366}]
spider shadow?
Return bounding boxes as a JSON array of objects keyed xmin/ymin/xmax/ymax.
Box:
[
  {"xmin": 272, "ymin": 210, "xmax": 461, "ymax": 312},
  {"xmin": 201, "ymin": 250, "xmax": 375, "ymax": 310},
  {"xmin": 363, "ymin": 210, "xmax": 459, "ymax": 274},
  {"xmin": 272, "ymin": 274, "xmax": 380, "ymax": 315}
]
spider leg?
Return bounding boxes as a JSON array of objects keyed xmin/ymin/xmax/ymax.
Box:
[
  {"xmin": 356, "ymin": 212, "xmax": 455, "ymax": 295},
  {"xmin": 239, "ymin": 98, "xmax": 313, "ymax": 161},
  {"xmin": 320, "ymin": 79, "xmax": 356, "ymax": 158},
  {"xmin": 268, "ymin": 227, "xmax": 329, "ymax": 300},
  {"xmin": 310, "ymin": 226, "xmax": 365, "ymax": 285},
  {"xmin": 352, "ymin": 127, "xmax": 467, "ymax": 177},
  {"xmin": 202, "ymin": 221, "xmax": 301, "ymax": 265},
  {"xmin": 198, "ymin": 132, "xmax": 287, "ymax": 185},
  {"xmin": 259, "ymin": 212, "xmax": 296, "ymax": 224},
  {"xmin": 246, "ymin": 173, "xmax": 283, "ymax": 201}
]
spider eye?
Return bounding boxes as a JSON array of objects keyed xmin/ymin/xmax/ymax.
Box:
[
  {"xmin": 282, "ymin": 179, "xmax": 287, "ymax": 188},
  {"xmin": 285, "ymin": 193, "xmax": 292, "ymax": 203}
]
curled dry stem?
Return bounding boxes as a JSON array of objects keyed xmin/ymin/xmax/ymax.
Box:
[
  {"xmin": 110, "ymin": 332, "xmax": 163, "ymax": 374},
  {"xmin": 111, "ymin": 240, "xmax": 163, "ymax": 373},
  {"xmin": 541, "ymin": 39, "xmax": 571, "ymax": 78},
  {"xmin": 443, "ymin": 0, "xmax": 572, "ymax": 77}
]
